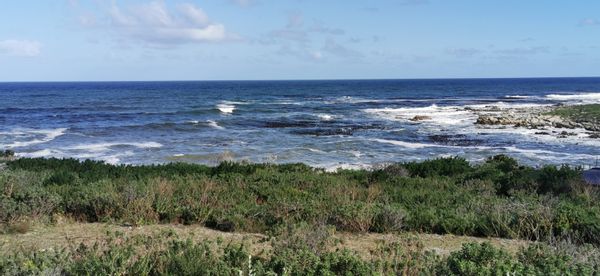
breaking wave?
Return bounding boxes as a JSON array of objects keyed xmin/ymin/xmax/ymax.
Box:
[{"xmin": 0, "ymin": 128, "xmax": 68, "ymax": 148}]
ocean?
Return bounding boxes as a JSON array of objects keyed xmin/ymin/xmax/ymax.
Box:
[{"xmin": 1, "ymin": 78, "xmax": 600, "ymax": 170}]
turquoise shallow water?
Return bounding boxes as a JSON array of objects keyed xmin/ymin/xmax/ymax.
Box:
[{"xmin": 1, "ymin": 78, "xmax": 600, "ymax": 170}]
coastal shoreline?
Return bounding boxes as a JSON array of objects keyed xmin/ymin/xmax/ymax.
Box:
[{"xmin": 472, "ymin": 104, "xmax": 600, "ymax": 134}]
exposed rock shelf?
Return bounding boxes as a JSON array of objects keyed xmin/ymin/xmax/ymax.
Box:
[{"xmin": 472, "ymin": 105, "xmax": 600, "ymax": 133}]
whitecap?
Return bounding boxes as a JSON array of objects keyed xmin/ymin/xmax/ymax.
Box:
[
  {"xmin": 317, "ymin": 114, "xmax": 335, "ymax": 121},
  {"xmin": 18, "ymin": 149, "xmax": 58, "ymax": 158},
  {"xmin": 322, "ymin": 163, "xmax": 372, "ymax": 172},
  {"xmin": 305, "ymin": 147, "xmax": 326, "ymax": 153},
  {"xmin": 370, "ymin": 138, "xmax": 441, "ymax": 149},
  {"xmin": 504, "ymin": 95, "xmax": 539, "ymax": 100},
  {"xmin": 17, "ymin": 147, "xmax": 136, "ymax": 165},
  {"xmin": 467, "ymin": 101, "xmax": 552, "ymax": 109},
  {"xmin": 222, "ymin": 100, "xmax": 249, "ymax": 105},
  {"xmin": 0, "ymin": 128, "xmax": 68, "ymax": 148},
  {"xmin": 502, "ymin": 146, "xmax": 597, "ymax": 161},
  {"xmin": 216, "ymin": 103, "xmax": 235, "ymax": 114},
  {"xmin": 328, "ymin": 96, "xmax": 408, "ymax": 104},
  {"xmin": 66, "ymin": 142, "xmax": 162, "ymax": 152},
  {"xmin": 97, "ymin": 151, "xmax": 135, "ymax": 165},
  {"xmin": 546, "ymin": 92, "xmax": 600, "ymax": 103},
  {"xmin": 504, "ymin": 95, "xmax": 533, "ymax": 99},
  {"xmin": 207, "ymin": 120, "xmax": 225, "ymax": 130},
  {"xmin": 364, "ymin": 104, "xmax": 475, "ymax": 125}
]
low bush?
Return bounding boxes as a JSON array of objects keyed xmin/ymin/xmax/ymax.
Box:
[
  {"xmin": 1, "ymin": 233, "xmax": 598, "ymax": 275},
  {"xmin": 1, "ymin": 156, "xmax": 597, "ymax": 246}
]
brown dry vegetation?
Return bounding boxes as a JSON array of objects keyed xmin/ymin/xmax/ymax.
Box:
[{"xmin": 0, "ymin": 221, "xmax": 530, "ymax": 258}]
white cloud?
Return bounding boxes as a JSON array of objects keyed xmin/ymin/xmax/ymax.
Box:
[
  {"xmin": 107, "ymin": 1, "xmax": 232, "ymax": 45},
  {"xmin": 176, "ymin": 3, "xmax": 210, "ymax": 26},
  {"xmin": 0, "ymin": 40, "xmax": 42, "ymax": 57},
  {"xmin": 260, "ymin": 12, "xmax": 357, "ymax": 62}
]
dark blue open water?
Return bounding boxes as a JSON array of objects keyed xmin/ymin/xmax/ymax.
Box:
[{"xmin": 1, "ymin": 78, "xmax": 600, "ymax": 170}]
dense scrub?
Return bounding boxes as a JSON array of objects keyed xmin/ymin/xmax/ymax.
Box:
[
  {"xmin": 2, "ymin": 230, "xmax": 599, "ymax": 275},
  {"xmin": 1, "ymin": 156, "xmax": 599, "ymax": 245}
]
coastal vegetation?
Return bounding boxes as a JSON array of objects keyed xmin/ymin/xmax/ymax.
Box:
[
  {"xmin": 2, "ymin": 156, "xmax": 600, "ymax": 274},
  {"xmin": 547, "ymin": 104, "xmax": 600, "ymax": 123},
  {"xmin": 2, "ymin": 228, "xmax": 600, "ymax": 275}
]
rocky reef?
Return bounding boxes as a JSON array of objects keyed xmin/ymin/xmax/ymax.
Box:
[{"xmin": 472, "ymin": 104, "xmax": 600, "ymax": 135}]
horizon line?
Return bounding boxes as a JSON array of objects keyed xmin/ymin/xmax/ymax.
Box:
[{"xmin": 1, "ymin": 76, "xmax": 600, "ymax": 83}]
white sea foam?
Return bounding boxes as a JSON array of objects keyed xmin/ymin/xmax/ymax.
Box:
[
  {"xmin": 0, "ymin": 128, "xmax": 67, "ymax": 148},
  {"xmin": 17, "ymin": 147, "xmax": 135, "ymax": 165},
  {"xmin": 96, "ymin": 151, "xmax": 135, "ymax": 165},
  {"xmin": 323, "ymin": 163, "xmax": 372, "ymax": 172},
  {"xmin": 370, "ymin": 138, "xmax": 441, "ymax": 149},
  {"xmin": 504, "ymin": 95, "xmax": 533, "ymax": 99},
  {"xmin": 66, "ymin": 142, "xmax": 163, "ymax": 152},
  {"xmin": 503, "ymin": 146, "xmax": 557, "ymax": 156},
  {"xmin": 274, "ymin": 100, "xmax": 303, "ymax": 105},
  {"xmin": 305, "ymin": 147, "xmax": 326, "ymax": 153},
  {"xmin": 326, "ymin": 96, "xmax": 404, "ymax": 104},
  {"xmin": 223, "ymin": 101, "xmax": 249, "ymax": 105},
  {"xmin": 207, "ymin": 120, "xmax": 224, "ymax": 129},
  {"xmin": 502, "ymin": 146, "xmax": 597, "ymax": 161},
  {"xmin": 546, "ymin": 92, "xmax": 600, "ymax": 103},
  {"xmin": 364, "ymin": 104, "xmax": 475, "ymax": 125},
  {"xmin": 478, "ymin": 123, "xmax": 600, "ymax": 148},
  {"xmin": 216, "ymin": 103, "xmax": 235, "ymax": 114},
  {"xmin": 317, "ymin": 114, "xmax": 335, "ymax": 121},
  {"xmin": 467, "ymin": 101, "xmax": 552, "ymax": 109},
  {"xmin": 187, "ymin": 120, "xmax": 200, "ymax": 124},
  {"xmin": 19, "ymin": 149, "xmax": 58, "ymax": 158}
]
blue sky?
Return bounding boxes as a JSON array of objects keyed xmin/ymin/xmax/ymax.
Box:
[{"xmin": 0, "ymin": 0, "xmax": 599, "ymax": 81}]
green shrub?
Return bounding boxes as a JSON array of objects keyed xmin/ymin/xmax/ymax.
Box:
[
  {"xmin": 441, "ymin": 242, "xmax": 520, "ymax": 275},
  {"xmin": 2, "ymin": 157, "xmax": 599, "ymax": 246},
  {"xmin": 1, "ymin": 232, "xmax": 600, "ymax": 275},
  {"xmin": 404, "ymin": 157, "xmax": 471, "ymax": 178},
  {"xmin": 371, "ymin": 204, "xmax": 406, "ymax": 233}
]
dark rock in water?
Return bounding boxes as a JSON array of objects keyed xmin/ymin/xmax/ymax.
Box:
[
  {"xmin": 535, "ymin": 132, "xmax": 550, "ymax": 135},
  {"xmin": 557, "ymin": 131, "xmax": 578, "ymax": 138},
  {"xmin": 264, "ymin": 120, "xmax": 321, "ymax": 128},
  {"xmin": 589, "ymin": 133, "xmax": 600, "ymax": 139},
  {"xmin": 292, "ymin": 128, "xmax": 354, "ymax": 136},
  {"xmin": 410, "ymin": 115, "xmax": 432, "ymax": 121},
  {"xmin": 290, "ymin": 123, "xmax": 386, "ymax": 136},
  {"xmin": 560, "ymin": 131, "xmax": 577, "ymax": 136},
  {"xmin": 264, "ymin": 120, "xmax": 318, "ymax": 128},
  {"xmin": 428, "ymin": 134, "xmax": 482, "ymax": 146}
]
